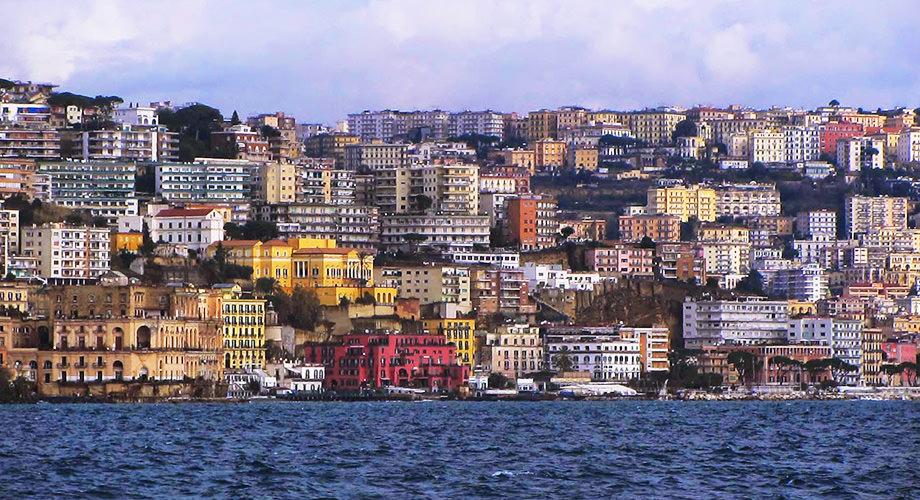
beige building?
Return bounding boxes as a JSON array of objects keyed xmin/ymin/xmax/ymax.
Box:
[
  {"xmin": 647, "ymin": 184, "xmax": 717, "ymax": 222},
  {"xmin": 566, "ymin": 147, "xmax": 599, "ymax": 170},
  {"xmin": 748, "ymin": 129, "xmax": 785, "ymax": 163},
  {"xmin": 715, "ymin": 183, "xmax": 781, "ymax": 218},
  {"xmin": 255, "ymin": 162, "xmax": 298, "ymax": 203},
  {"xmin": 374, "ymin": 264, "xmax": 471, "ymax": 312},
  {"xmin": 409, "ymin": 163, "xmax": 479, "ymax": 214},
  {"xmin": 623, "ymin": 111, "xmax": 685, "ymax": 146},
  {"xmin": 844, "ymin": 195, "xmax": 908, "ymax": 238},
  {"xmin": 480, "ymin": 324, "xmax": 543, "ymax": 379},
  {"xmin": 618, "ymin": 214, "xmax": 681, "ymax": 243},
  {"xmin": 21, "ymin": 224, "xmax": 111, "ymax": 284},
  {"xmin": 837, "ymin": 137, "xmax": 885, "ymax": 172}
]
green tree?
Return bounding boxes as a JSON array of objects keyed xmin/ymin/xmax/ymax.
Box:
[
  {"xmin": 488, "ymin": 372, "xmax": 511, "ymax": 389},
  {"xmin": 769, "ymin": 356, "xmax": 802, "ymax": 385},
  {"xmin": 558, "ymin": 226, "xmax": 575, "ymax": 243},
  {"xmin": 829, "ymin": 99, "xmax": 840, "ymax": 107},
  {"xmin": 638, "ymin": 235, "xmax": 656, "ymax": 249},
  {"xmin": 254, "ymin": 277, "xmax": 279, "ymax": 297},
  {"xmin": 414, "ymin": 194, "xmax": 433, "ymax": 212},
  {"xmin": 289, "ymin": 287, "xmax": 323, "ymax": 330},
  {"xmin": 672, "ymin": 119, "xmax": 698, "ymax": 140},
  {"xmin": 735, "ymin": 270, "xmax": 765, "ymax": 295},
  {"xmin": 727, "ymin": 351, "xmax": 758, "ymax": 386},
  {"xmin": 157, "ymin": 103, "xmax": 224, "ymax": 161},
  {"xmin": 552, "ymin": 351, "xmax": 575, "ymax": 373},
  {"xmin": 230, "ymin": 110, "xmax": 241, "ymax": 125}
]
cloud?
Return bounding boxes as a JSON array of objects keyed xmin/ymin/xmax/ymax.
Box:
[{"xmin": 0, "ymin": 0, "xmax": 918, "ymax": 122}]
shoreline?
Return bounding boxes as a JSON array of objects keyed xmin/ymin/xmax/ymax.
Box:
[{"xmin": 4, "ymin": 389, "xmax": 918, "ymax": 405}]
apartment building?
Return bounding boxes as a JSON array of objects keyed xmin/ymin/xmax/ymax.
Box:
[
  {"xmin": 21, "ymin": 224, "xmax": 111, "ymax": 284},
  {"xmin": 210, "ymin": 124, "xmax": 271, "ymax": 163},
  {"xmin": 655, "ymin": 242, "xmax": 706, "ymax": 283},
  {"xmin": 295, "ymin": 161, "xmax": 356, "ymax": 205},
  {"xmin": 253, "ymin": 203, "xmax": 380, "ymax": 251},
  {"xmin": 469, "ymin": 267, "xmax": 535, "ymax": 317},
  {"xmin": 155, "ymin": 159, "xmax": 253, "ymax": 204},
  {"xmin": 896, "ymin": 128, "xmax": 920, "ymax": 163},
  {"xmin": 479, "ymin": 324, "xmax": 543, "ymax": 379},
  {"xmin": 715, "ymin": 183, "xmax": 781, "ymax": 218},
  {"xmin": 544, "ymin": 332, "xmax": 641, "ymax": 382},
  {"xmin": 421, "ymin": 318, "xmax": 478, "ymax": 368},
  {"xmin": 622, "ymin": 110, "xmax": 685, "ymax": 145},
  {"xmin": 748, "ymin": 129, "xmax": 786, "ymax": 163},
  {"xmin": 506, "ymin": 195, "xmax": 558, "ymax": 250},
  {"xmin": 374, "ymin": 264, "xmax": 471, "ymax": 311},
  {"xmin": 532, "ymin": 139, "xmax": 566, "ymax": 171},
  {"xmin": 379, "ymin": 213, "xmax": 490, "ymax": 252},
  {"xmin": 251, "ymin": 162, "xmax": 297, "ymax": 204},
  {"xmin": 787, "ymin": 317, "xmax": 862, "ymax": 385},
  {"xmin": 586, "ymin": 244, "xmax": 655, "ymax": 277},
  {"xmin": 836, "ymin": 136, "xmax": 885, "ymax": 172},
  {"xmin": 844, "ymin": 195, "xmax": 908, "ymax": 238},
  {"xmin": 303, "ymin": 132, "xmax": 359, "ymax": 165},
  {"xmin": 819, "ymin": 121, "xmax": 864, "ymax": 155},
  {"xmin": 646, "ymin": 184, "xmax": 717, "ymax": 222},
  {"xmin": 682, "ymin": 297, "xmax": 790, "ymax": 348},
  {"xmin": 0, "ymin": 127, "xmax": 61, "ymax": 159},
  {"xmin": 0, "ymin": 158, "xmax": 38, "ymax": 199},
  {"xmin": 82, "ymin": 125, "xmax": 178, "ymax": 161},
  {"xmin": 783, "ymin": 125, "xmax": 821, "ymax": 162},
  {"xmin": 617, "ymin": 214, "xmax": 680, "ymax": 243},
  {"xmin": 490, "ymin": 149, "xmax": 536, "ymax": 173},
  {"xmin": 147, "ymin": 207, "xmax": 225, "ymax": 252},
  {"xmin": 771, "ymin": 264, "xmax": 829, "ymax": 302},
  {"xmin": 796, "ymin": 210, "xmax": 837, "ymax": 239},
  {"xmin": 448, "ymin": 110, "xmax": 504, "ymax": 140},
  {"xmin": 215, "ymin": 284, "xmax": 266, "ymax": 370},
  {"xmin": 698, "ymin": 223, "xmax": 750, "ymax": 244},
  {"xmin": 524, "ymin": 110, "xmax": 558, "ymax": 141},
  {"xmin": 409, "ymin": 163, "xmax": 479, "ymax": 214},
  {"xmin": 38, "ymin": 160, "xmax": 138, "ymax": 224}
]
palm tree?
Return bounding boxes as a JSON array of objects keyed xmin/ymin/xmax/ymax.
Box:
[{"xmin": 880, "ymin": 364, "xmax": 902, "ymax": 386}]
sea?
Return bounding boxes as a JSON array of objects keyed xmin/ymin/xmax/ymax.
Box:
[{"xmin": 0, "ymin": 401, "xmax": 916, "ymax": 498}]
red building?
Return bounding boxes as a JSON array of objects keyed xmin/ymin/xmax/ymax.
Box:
[
  {"xmin": 881, "ymin": 338, "xmax": 917, "ymax": 364},
  {"xmin": 304, "ymin": 332, "xmax": 469, "ymax": 392},
  {"xmin": 819, "ymin": 121, "xmax": 864, "ymax": 155}
]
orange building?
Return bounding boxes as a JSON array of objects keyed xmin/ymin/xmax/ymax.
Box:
[
  {"xmin": 506, "ymin": 195, "xmax": 557, "ymax": 251},
  {"xmin": 618, "ymin": 214, "xmax": 681, "ymax": 243}
]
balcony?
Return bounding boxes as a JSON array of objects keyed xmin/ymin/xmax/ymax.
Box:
[{"xmin": 56, "ymin": 362, "xmax": 70, "ymax": 368}]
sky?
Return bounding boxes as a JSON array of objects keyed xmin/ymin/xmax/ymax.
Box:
[{"xmin": 2, "ymin": 0, "xmax": 919, "ymax": 124}]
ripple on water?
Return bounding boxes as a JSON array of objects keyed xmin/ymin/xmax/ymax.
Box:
[{"xmin": 0, "ymin": 401, "xmax": 916, "ymax": 498}]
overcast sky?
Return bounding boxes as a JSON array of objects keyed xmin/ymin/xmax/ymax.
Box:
[{"xmin": 2, "ymin": 0, "xmax": 919, "ymax": 124}]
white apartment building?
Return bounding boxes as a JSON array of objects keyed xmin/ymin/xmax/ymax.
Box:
[
  {"xmin": 783, "ymin": 125, "xmax": 821, "ymax": 162},
  {"xmin": 155, "ymin": 160, "xmax": 253, "ymax": 204},
  {"xmin": 444, "ymin": 250, "xmax": 520, "ymax": 269},
  {"xmin": 448, "ymin": 111, "xmax": 505, "ymax": 140},
  {"xmin": 795, "ymin": 210, "xmax": 837, "ymax": 239},
  {"xmin": 113, "ymin": 103, "xmax": 159, "ymax": 126},
  {"xmin": 787, "ymin": 317, "xmax": 861, "ymax": 385},
  {"xmin": 545, "ymin": 334, "xmax": 642, "ymax": 382},
  {"xmin": 836, "ymin": 136, "xmax": 885, "ymax": 172},
  {"xmin": 844, "ymin": 195, "xmax": 908, "ymax": 238},
  {"xmin": 379, "ymin": 213, "xmax": 489, "ymax": 252},
  {"xmin": 82, "ymin": 125, "xmax": 179, "ymax": 162},
  {"xmin": 896, "ymin": 128, "xmax": 920, "ymax": 163},
  {"xmin": 21, "ymin": 223, "xmax": 110, "ymax": 284},
  {"xmin": 682, "ymin": 297, "xmax": 789, "ymax": 348},
  {"xmin": 748, "ymin": 129, "xmax": 786, "ymax": 163},
  {"xmin": 37, "ymin": 160, "xmax": 139, "ymax": 224},
  {"xmin": 147, "ymin": 207, "xmax": 225, "ymax": 252},
  {"xmin": 522, "ymin": 263, "xmax": 603, "ymax": 291},
  {"xmin": 255, "ymin": 203, "xmax": 379, "ymax": 251},
  {"xmin": 771, "ymin": 264, "xmax": 828, "ymax": 302}
]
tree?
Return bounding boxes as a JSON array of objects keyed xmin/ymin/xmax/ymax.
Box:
[
  {"xmin": 803, "ymin": 359, "xmax": 827, "ymax": 384},
  {"xmin": 488, "ymin": 372, "xmax": 511, "ymax": 389},
  {"xmin": 245, "ymin": 379, "xmax": 261, "ymax": 396},
  {"xmin": 825, "ymin": 357, "xmax": 857, "ymax": 385},
  {"xmin": 735, "ymin": 270, "xmax": 765, "ymax": 295},
  {"xmin": 769, "ymin": 356, "xmax": 802, "ymax": 385},
  {"xmin": 230, "ymin": 110, "xmax": 241, "ymax": 125},
  {"xmin": 289, "ymin": 287, "xmax": 323, "ymax": 330},
  {"xmin": 254, "ymin": 277, "xmax": 279, "ymax": 297},
  {"xmin": 552, "ymin": 351, "xmax": 574, "ymax": 373},
  {"xmin": 224, "ymin": 222, "xmax": 245, "ymax": 240},
  {"xmin": 157, "ymin": 103, "xmax": 224, "ymax": 161},
  {"xmin": 829, "ymin": 99, "xmax": 840, "ymax": 107},
  {"xmin": 414, "ymin": 194, "xmax": 433, "ymax": 212},
  {"xmin": 727, "ymin": 351, "xmax": 758, "ymax": 386},
  {"xmin": 638, "ymin": 236, "xmax": 656, "ymax": 249},
  {"xmin": 672, "ymin": 119, "xmax": 697, "ymax": 140},
  {"xmin": 260, "ymin": 125, "xmax": 281, "ymax": 138},
  {"xmin": 558, "ymin": 226, "xmax": 575, "ymax": 243}
]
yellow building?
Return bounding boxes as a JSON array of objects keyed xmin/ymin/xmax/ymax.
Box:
[
  {"xmin": 258, "ymin": 162, "xmax": 297, "ymax": 204},
  {"xmin": 493, "ymin": 149, "xmax": 536, "ymax": 173},
  {"xmin": 532, "ymin": 139, "xmax": 566, "ymax": 171},
  {"xmin": 214, "ymin": 284, "xmax": 266, "ymax": 370},
  {"xmin": 422, "ymin": 318, "xmax": 476, "ymax": 368},
  {"xmin": 647, "ymin": 184, "xmax": 717, "ymax": 222},
  {"xmin": 111, "ymin": 231, "xmax": 143, "ymax": 252},
  {"xmin": 0, "ymin": 282, "xmax": 36, "ymax": 313},
  {"xmin": 566, "ymin": 147, "xmax": 599, "ymax": 170},
  {"xmin": 525, "ymin": 110, "xmax": 558, "ymax": 141},
  {"xmin": 292, "ymin": 247, "xmax": 374, "ymax": 288},
  {"xmin": 210, "ymin": 240, "xmax": 294, "ymax": 290},
  {"xmin": 698, "ymin": 224, "xmax": 750, "ymax": 244}
]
